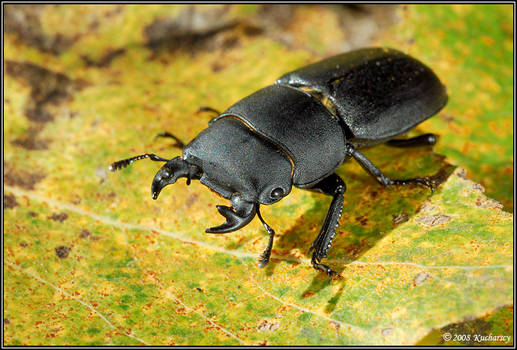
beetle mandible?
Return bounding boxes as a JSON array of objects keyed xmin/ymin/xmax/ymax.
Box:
[{"xmin": 110, "ymin": 47, "xmax": 447, "ymax": 279}]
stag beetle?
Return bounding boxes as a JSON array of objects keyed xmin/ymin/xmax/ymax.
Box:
[{"xmin": 110, "ymin": 47, "xmax": 447, "ymax": 279}]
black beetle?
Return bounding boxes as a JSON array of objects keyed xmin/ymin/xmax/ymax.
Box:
[{"xmin": 110, "ymin": 47, "xmax": 447, "ymax": 279}]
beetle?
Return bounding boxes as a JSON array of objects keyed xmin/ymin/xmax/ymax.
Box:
[{"xmin": 110, "ymin": 47, "xmax": 447, "ymax": 279}]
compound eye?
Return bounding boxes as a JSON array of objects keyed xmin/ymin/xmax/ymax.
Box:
[{"xmin": 270, "ymin": 187, "xmax": 284, "ymax": 199}]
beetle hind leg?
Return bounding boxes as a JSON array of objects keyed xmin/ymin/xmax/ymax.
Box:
[
  {"xmin": 386, "ymin": 133, "xmax": 437, "ymax": 148},
  {"xmin": 346, "ymin": 143, "xmax": 437, "ymax": 192},
  {"xmin": 307, "ymin": 173, "xmax": 346, "ymax": 280}
]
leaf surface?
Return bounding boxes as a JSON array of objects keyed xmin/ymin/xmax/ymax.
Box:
[{"xmin": 4, "ymin": 4, "xmax": 513, "ymax": 346}]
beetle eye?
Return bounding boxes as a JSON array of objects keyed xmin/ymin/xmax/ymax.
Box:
[{"xmin": 270, "ymin": 187, "xmax": 284, "ymax": 199}]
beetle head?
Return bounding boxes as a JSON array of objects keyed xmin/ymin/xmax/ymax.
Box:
[
  {"xmin": 151, "ymin": 157, "xmax": 202, "ymax": 199},
  {"xmin": 182, "ymin": 118, "xmax": 294, "ymax": 205},
  {"xmin": 109, "ymin": 117, "xmax": 294, "ymax": 235},
  {"xmin": 178, "ymin": 149, "xmax": 292, "ymax": 233}
]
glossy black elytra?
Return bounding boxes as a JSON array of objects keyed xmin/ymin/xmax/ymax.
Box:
[{"xmin": 110, "ymin": 47, "xmax": 447, "ymax": 279}]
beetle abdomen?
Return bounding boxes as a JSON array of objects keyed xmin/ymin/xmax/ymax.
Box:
[
  {"xmin": 216, "ymin": 85, "xmax": 346, "ymax": 188},
  {"xmin": 276, "ymin": 47, "xmax": 448, "ymax": 143}
]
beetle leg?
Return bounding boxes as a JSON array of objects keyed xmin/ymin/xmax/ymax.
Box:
[
  {"xmin": 256, "ymin": 206, "xmax": 275, "ymax": 268},
  {"xmin": 154, "ymin": 132, "xmax": 185, "ymax": 149},
  {"xmin": 196, "ymin": 106, "xmax": 222, "ymax": 125},
  {"xmin": 307, "ymin": 173, "xmax": 346, "ymax": 280},
  {"xmin": 346, "ymin": 143, "xmax": 436, "ymax": 192},
  {"xmin": 386, "ymin": 133, "xmax": 437, "ymax": 148},
  {"xmin": 196, "ymin": 106, "xmax": 221, "ymax": 115}
]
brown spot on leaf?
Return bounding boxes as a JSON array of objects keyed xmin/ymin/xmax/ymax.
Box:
[
  {"xmin": 355, "ymin": 215, "xmax": 368, "ymax": 226},
  {"xmin": 81, "ymin": 48, "xmax": 126, "ymax": 68},
  {"xmin": 413, "ymin": 272, "xmax": 431, "ymax": 286},
  {"xmin": 257, "ymin": 320, "xmax": 279, "ymax": 332},
  {"xmin": 4, "ymin": 5, "xmax": 75, "ymax": 54},
  {"xmin": 5, "ymin": 61, "xmax": 87, "ymax": 121},
  {"xmin": 381, "ymin": 327, "xmax": 394, "ymax": 337},
  {"xmin": 185, "ymin": 193, "xmax": 199, "ymax": 208},
  {"xmin": 241, "ymin": 23, "xmax": 264, "ymax": 36},
  {"xmin": 475, "ymin": 197, "xmax": 503, "ymax": 209},
  {"xmin": 6, "ymin": 60, "xmax": 88, "ymax": 149},
  {"xmin": 440, "ymin": 114, "xmax": 456, "ymax": 123},
  {"xmin": 55, "ymin": 246, "xmax": 71, "ymax": 259},
  {"xmin": 392, "ymin": 213, "xmax": 409, "ymax": 225},
  {"xmin": 19, "ymin": 242, "xmax": 28, "ymax": 247},
  {"xmin": 48, "ymin": 212, "xmax": 68, "ymax": 222},
  {"xmin": 79, "ymin": 229, "xmax": 91, "ymax": 239},
  {"xmin": 4, "ymin": 162, "xmax": 46, "ymax": 190},
  {"xmin": 419, "ymin": 202, "xmax": 439, "ymax": 213},
  {"xmin": 301, "ymin": 290, "xmax": 316, "ymax": 298},
  {"xmin": 472, "ymin": 183, "xmax": 485, "ymax": 193},
  {"xmin": 28, "ymin": 211, "xmax": 39, "ymax": 217},
  {"xmin": 4, "ymin": 318, "xmax": 10, "ymax": 324},
  {"xmin": 11, "ymin": 125, "xmax": 50, "ymax": 150},
  {"xmin": 211, "ymin": 62, "xmax": 226, "ymax": 72},
  {"xmin": 416, "ymin": 214, "xmax": 451, "ymax": 227},
  {"xmin": 456, "ymin": 167, "xmax": 468, "ymax": 179},
  {"xmin": 330, "ymin": 320, "xmax": 340, "ymax": 331},
  {"xmin": 4, "ymin": 194, "xmax": 18, "ymax": 209}
]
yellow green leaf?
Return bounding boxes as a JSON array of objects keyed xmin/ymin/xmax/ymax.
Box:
[{"xmin": 4, "ymin": 4, "xmax": 513, "ymax": 346}]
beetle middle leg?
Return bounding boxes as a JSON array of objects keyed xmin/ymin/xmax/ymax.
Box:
[
  {"xmin": 307, "ymin": 173, "xmax": 346, "ymax": 280},
  {"xmin": 154, "ymin": 132, "xmax": 185, "ymax": 149},
  {"xmin": 196, "ymin": 106, "xmax": 221, "ymax": 116},
  {"xmin": 386, "ymin": 133, "xmax": 437, "ymax": 148},
  {"xmin": 196, "ymin": 106, "xmax": 222, "ymax": 125},
  {"xmin": 346, "ymin": 143, "xmax": 436, "ymax": 191}
]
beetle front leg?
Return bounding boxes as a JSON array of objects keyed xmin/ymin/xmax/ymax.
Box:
[
  {"xmin": 346, "ymin": 143, "xmax": 437, "ymax": 192},
  {"xmin": 307, "ymin": 173, "xmax": 346, "ymax": 280},
  {"xmin": 256, "ymin": 206, "xmax": 275, "ymax": 268}
]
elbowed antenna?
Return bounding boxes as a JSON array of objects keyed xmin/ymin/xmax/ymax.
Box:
[{"xmin": 109, "ymin": 154, "xmax": 169, "ymax": 172}]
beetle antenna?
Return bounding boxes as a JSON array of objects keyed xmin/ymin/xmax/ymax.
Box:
[{"xmin": 109, "ymin": 154, "xmax": 169, "ymax": 172}]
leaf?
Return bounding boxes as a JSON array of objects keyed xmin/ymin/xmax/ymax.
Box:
[
  {"xmin": 4, "ymin": 4, "xmax": 513, "ymax": 346},
  {"xmin": 4, "ymin": 167, "xmax": 513, "ymax": 345},
  {"xmin": 378, "ymin": 4, "xmax": 514, "ymax": 211}
]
